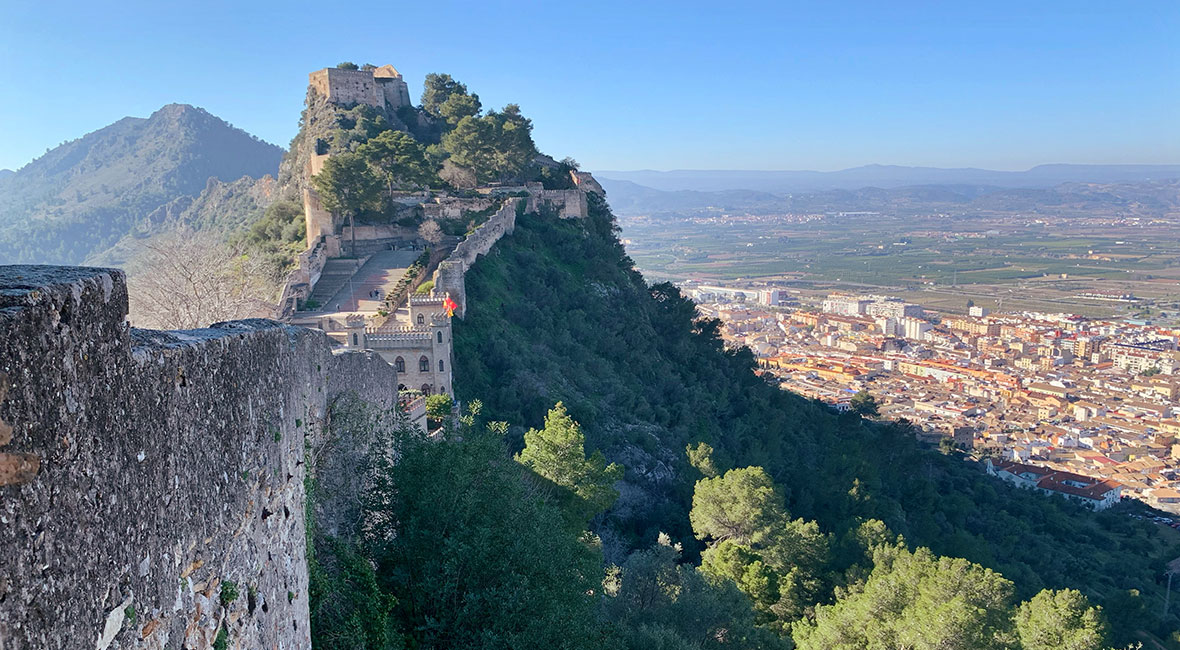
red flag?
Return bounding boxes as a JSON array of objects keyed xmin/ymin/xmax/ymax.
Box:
[{"xmin": 443, "ymin": 296, "xmax": 457, "ymax": 317}]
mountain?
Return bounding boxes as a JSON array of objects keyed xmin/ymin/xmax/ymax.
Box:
[
  {"xmin": 0, "ymin": 169, "xmax": 13, "ymax": 180},
  {"xmin": 0, "ymin": 104, "xmax": 284, "ymax": 264},
  {"xmin": 596, "ymin": 164, "xmax": 1180, "ymax": 194},
  {"xmin": 599, "ymin": 176, "xmax": 1180, "ymax": 217}
]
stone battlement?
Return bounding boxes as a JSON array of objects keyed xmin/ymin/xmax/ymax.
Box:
[{"xmin": 0, "ymin": 266, "xmax": 397, "ymax": 650}]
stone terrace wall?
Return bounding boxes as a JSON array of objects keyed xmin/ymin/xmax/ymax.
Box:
[
  {"xmin": 0, "ymin": 266, "xmax": 396, "ymax": 650},
  {"xmin": 431, "ymin": 199, "xmax": 520, "ymax": 319}
]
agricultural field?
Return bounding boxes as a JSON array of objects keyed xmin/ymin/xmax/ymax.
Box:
[{"xmin": 619, "ymin": 211, "xmax": 1180, "ymax": 319}]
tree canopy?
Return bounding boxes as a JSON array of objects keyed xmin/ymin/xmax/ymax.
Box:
[
  {"xmin": 311, "ymin": 151, "xmax": 382, "ymax": 220},
  {"xmin": 356, "ymin": 129, "xmax": 435, "ymax": 196},
  {"xmin": 517, "ymin": 402, "xmax": 623, "ymax": 526}
]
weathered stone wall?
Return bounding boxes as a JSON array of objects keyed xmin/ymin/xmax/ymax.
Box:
[
  {"xmin": 527, "ymin": 189, "xmax": 588, "ymax": 219},
  {"xmin": 308, "ymin": 68, "xmax": 382, "ymax": 108},
  {"xmin": 431, "ymin": 199, "xmax": 520, "ymax": 319},
  {"xmin": 0, "ymin": 266, "xmax": 396, "ymax": 650},
  {"xmin": 303, "ymin": 153, "xmax": 335, "ymax": 247}
]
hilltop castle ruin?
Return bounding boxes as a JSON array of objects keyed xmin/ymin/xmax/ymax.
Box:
[{"xmin": 307, "ymin": 64, "xmax": 411, "ymax": 111}]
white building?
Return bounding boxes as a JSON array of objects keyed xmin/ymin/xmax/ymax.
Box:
[{"xmin": 902, "ymin": 317, "xmax": 932, "ymax": 341}]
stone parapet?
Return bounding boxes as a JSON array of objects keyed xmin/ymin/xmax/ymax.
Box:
[{"xmin": 0, "ymin": 265, "xmax": 396, "ymax": 650}]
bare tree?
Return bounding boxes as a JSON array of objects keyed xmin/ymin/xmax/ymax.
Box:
[
  {"xmin": 418, "ymin": 220, "xmax": 444, "ymax": 247},
  {"xmin": 126, "ymin": 227, "xmax": 277, "ymax": 330}
]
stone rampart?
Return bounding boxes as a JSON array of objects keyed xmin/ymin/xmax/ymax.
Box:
[
  {"xmin": 0, "ymin": 266, "xmax": 396, "ymax": 650},
  {"xmin": 431, "ymin": 199, "xmax": 520, "ymax": 319}
]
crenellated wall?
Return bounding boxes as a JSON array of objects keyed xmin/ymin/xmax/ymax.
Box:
[
  {"xmin": 431, "ymin": 199, "xmax": 520, "ymax": 319},
  {"xmin": 0, "ymin": 266, "xmax": 397, "ymax": 650}
]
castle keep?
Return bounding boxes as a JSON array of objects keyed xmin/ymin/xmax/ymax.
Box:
[{"xmin": 307, "ymin": 64, "xmax": 411, "ymax": 111}]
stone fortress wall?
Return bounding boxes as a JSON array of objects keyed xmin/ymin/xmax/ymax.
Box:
[
  {"xmin": 0, "ymin": 266, "xmax": 397, "ymax": 650},
  {"xmin": 432, "ymin": 199, "xmax": 520, "ymax": 319}
]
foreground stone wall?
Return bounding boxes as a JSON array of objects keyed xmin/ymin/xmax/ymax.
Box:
[{"xmin": 0, "ymin": 266, "xmax": 396, "ymax": 650}]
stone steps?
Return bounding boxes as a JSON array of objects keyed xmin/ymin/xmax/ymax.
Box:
[{"xmin": 306, "ymin": 258, "xmax": 363, "ymax": 308}]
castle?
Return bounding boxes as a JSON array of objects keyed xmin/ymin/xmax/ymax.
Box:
[
  {"xmin": 288, "ymin": 64, "xmax": 602, "ymax": 406},
  {"xmin": 307, "ymin": 64, "xmax": 411, "ymax": 111}
]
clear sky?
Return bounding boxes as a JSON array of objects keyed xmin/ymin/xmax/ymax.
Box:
[{"xmin": 0, "ymin": 0, "xmax": 1176, "ymax": 172}]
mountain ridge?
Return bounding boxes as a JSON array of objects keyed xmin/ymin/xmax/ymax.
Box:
[
  {"xmin": 0, "ymin": 103, "xmax": 284, "ymax": 264},
  {"xmin": 595, "ymin": 163, "xmax": 1180, "ymax": 194},
  {"xmin": 599, "ymin": 176, "xmax": 1180, "ymax": 217}
]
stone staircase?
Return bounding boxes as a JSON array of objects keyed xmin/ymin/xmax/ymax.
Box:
[
  {"xmin": 309, "ymin": 250, "xmax": 423, "ymax": 313},
  {"xmin": 306, "ymin": 258, "xmax": 363, "ymax": 309}
]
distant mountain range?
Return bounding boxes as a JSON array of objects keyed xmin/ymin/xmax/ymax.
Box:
[
  {"xmin": 598, "ymin": 171, "xmax": 1180, "ymax": 217},
  {"xmin": 595, "ymin": 164, "xmax": 1180, "ymax": 194},
  {"xmin": 0, "ymin": 104, "xmax": 283, "ymax": 264}
]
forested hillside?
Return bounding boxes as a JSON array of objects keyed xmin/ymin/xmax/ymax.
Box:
[
  {"xmin": 452, "ymin": 196, "xmax": 1180, "ymax": 646},
  {"xmin": 0, "ymin": 104, "xmax": 282, "ymax": 264}
]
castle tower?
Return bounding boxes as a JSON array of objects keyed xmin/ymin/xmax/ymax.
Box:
[{"xmin": 343, "ymin": 314, "xmax": 367, "ymax": 349}]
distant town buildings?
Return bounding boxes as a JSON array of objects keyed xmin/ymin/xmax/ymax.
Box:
[{"xmin": 689, "ymin": 287, "xmax": 1180, "ymax": 513}]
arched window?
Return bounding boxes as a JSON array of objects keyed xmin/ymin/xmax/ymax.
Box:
[
  {"xmin": 417, "ymin": 314, "xmax": 425, "ymax": 325},
  {"xmin": 394, "ymin": 356, "xmax": 405, "ymax": 373},
  {"xmin": 438, "ymin": 359, "xmax": 444, "ymax": 372},
  {"xmin": 440, "ymin": 385, "xmax": 446, "ymax": 394},
  {"xmin": 352, "ymin": 333, "xmax": 359, "ymax": 346},
  {"xmin": 421, "ymin": 384, "xmax": 432, "ymax": 395},
  {"xmin": 397, "ymin": 383, "xmax": 406, "ymax": 392},
  {"xmin": 419, "ymin": 356, "xmax": 429, "ymax": 372},
  {"xmin": 437, "ymin": 330, "xmax": 443, "ymax": 343}
]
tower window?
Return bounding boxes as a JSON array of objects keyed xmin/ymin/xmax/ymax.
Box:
[
  {"xmin": 417, "ymin": 314, "xmax": 425, "ymax": 325},
  {"xmin": 352, "ymin": 333, "xmax": 359, "ymax": 346},
  {"xmin": 439, "ymin": 359, "xmax": 444, "ymax": 372},
  {"xmin": 437, "ymin": 330, "xmax": 443, "ymax": 343},
  {"xmin": 419, "ymin": 356, "xmax": 429, "ymax": 372}
]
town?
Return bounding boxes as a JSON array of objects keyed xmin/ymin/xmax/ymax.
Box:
[{"xmin": 689, "ymin": 284, "xmax": 1180, "ymax": 514}]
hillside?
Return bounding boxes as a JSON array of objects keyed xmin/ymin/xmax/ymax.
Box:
[
  {"xmin": 453, "ymin": 195, "xmax": 1180, "ymax": 644},
  {"xmin": 0, "ymin": 104, "xmax": 283, "ymax": 264}
]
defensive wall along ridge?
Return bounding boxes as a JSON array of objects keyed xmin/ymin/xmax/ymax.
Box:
[
  {"xmin": 430, "ymin": 187, "xmax": 592, "ymax": 320},
  {"xmin": 0, "ymin": 266, "xmax": 397, "ymax": 650}
]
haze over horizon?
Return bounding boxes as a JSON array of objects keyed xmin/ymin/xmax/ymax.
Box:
[{"xmin": 2, "ymin": 1, "xmax": 1177, "ymax": 173}]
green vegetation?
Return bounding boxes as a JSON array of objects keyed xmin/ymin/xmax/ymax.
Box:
[
  {"xmin": 356, "ymin": 130, "xmax": 434, "ymax": 199},
  {"xmin": 213, "ymin": 626, "xmax": 229, "ymax": 650},
  {"xmin": 603, "ymin": 532, "xmax": 786, "ymax": 649},
  {"xmin": 849, "ymin": 389, "xmax": 878, "ymax": 417},
  {"xmin": 310, "ymin": 401, "xmax": 615, "ymax": 649},
  {"xmin": 312, "ymin": 153, "xmax": 383, "ymax": 254},
  {"xmin": 220, "ymin": 580, "xmax": 239, "ymax": 606},
  {"xmin": 452, "ymin": 197, "xmax": 1180, "ymax": 645},
  {"xmin": 440, "ymin": 105, "xmax": 537, "ymax": 185},
  {"xmin": 236, "ymin": 199, "xmax": 307, "ymax": 279},
  {"xmin": 123, "ymin": 604, "xmax": 137, "ymax": 628},
  {"xmin": 424, "ymin": 391, "xmax": 450, "ymax": 422},
  {"xmin": 517, "ymin": 402, "xmax": 624, "ymax": 527}
]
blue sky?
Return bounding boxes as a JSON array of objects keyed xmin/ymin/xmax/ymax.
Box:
[{"xmin": 0, "ymin": 0, "xmax": 1176, "ymax": 172}]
